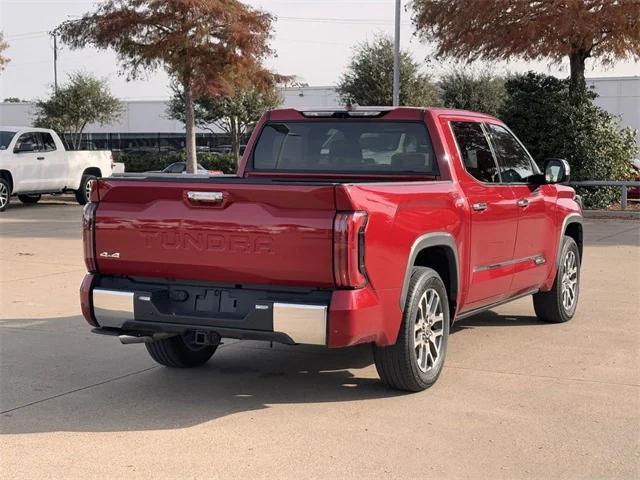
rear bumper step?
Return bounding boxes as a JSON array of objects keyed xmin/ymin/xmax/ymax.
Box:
[{"xmin": 91, "ymin": 286, "xmax": 328, "ymax": 346}]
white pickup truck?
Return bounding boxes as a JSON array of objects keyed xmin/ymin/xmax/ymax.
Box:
[{"xmin": 0, "ymin": 126, "xmax": 114, "ymax": 211}]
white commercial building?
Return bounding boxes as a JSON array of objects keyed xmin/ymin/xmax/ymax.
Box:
[
  {"xmin": 0, "ymin": 86, "xmax": 342, "ymax": 134},
  {"xmin": 1, "ymin": 79, "xmax": 638, "ymax": 150}
]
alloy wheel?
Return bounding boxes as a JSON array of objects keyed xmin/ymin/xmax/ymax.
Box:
[
  {"xmin": 561, "ymin": 250, "xmax": 578, "ymax": 311},
  {"xmin": 0, "ymin": 182, "xmax": 8, "ymax": 209},
  {"xmin": 85, "ymin": 178, "xmax": 95, "ymax": 202},
  {"xmin": 414, "ymin": 288, "xmax": 444, "ymax": 373}
]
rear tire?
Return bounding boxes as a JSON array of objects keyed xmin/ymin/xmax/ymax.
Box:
[
  {"xmin": 18, "ymin": 194, "xmax": 41, "ymax": 204},
  {"xmin": 0, "ymin": 178, "xmax": 10, "ymax": 212},
  {"xmin": 533, "ymin": 236, "xmax": 580, "ymax": 323},
  {"xmin": 145, "ymin": 334, "xmax": 217, "ymax": 368},
  {"xmin": 373, "ymin": 267, "xmax": 450, "ymax": 392},
  {"xmin": 75, "ymin": 175, "xmax": 97, "ymax": 205}
]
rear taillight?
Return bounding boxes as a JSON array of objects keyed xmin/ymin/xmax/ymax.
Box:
[
  {"xmin": 83, "ymin": 202, "xmax": 98, "ymax": 273},
  {"xmin": 333, "ymin": 211, "xmax": 368, "ymax": 288}
]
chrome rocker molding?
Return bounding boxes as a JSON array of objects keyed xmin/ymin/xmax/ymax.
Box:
[
  {"xmin": 91, "ymin": 289, "xmax": 327, "ymax": 346},
  {"xmin": 399, "ymin": 232, "xmax": 460, "ymax": 311}
]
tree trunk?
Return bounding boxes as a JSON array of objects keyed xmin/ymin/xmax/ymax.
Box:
[
  {"xmin": 569, "ymin": 50, "xmax": 588, "ymax": 92},
  {"xmin": 184, "ymin": 80, "xmax": 197, "ymax": 174}
]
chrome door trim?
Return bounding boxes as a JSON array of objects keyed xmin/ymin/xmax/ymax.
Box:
[{"xmin": 474, "ymin": 254, "xmax": 546, "ymax": 273}]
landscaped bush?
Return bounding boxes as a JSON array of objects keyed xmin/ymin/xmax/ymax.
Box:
[
  {"xmin": 113, "ymin": 151, "xmax": 237, "ymax": 174},
  {"xmin": 501, "ymin": 72, "xmax": 637, "ymax": 209},
  {"xmin": 438, "ymin": 68, "xmax": 506, "ymax": 116}
]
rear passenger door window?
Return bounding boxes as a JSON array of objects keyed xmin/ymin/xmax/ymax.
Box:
[
  {"xmin": 450, "ymin": 121, "xmax": 500, "ymax": 183},
  {"xmin": 41, "ymin": 132, "xmax": 57, "ymax": 151},
  {"xmin": 486, "ymin": 124, "xmax": 537, "ymax": 183}
]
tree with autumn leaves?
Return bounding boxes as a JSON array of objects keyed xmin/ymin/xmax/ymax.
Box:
[
  {"xmin": 0, "ymin": 32, "xmax": 9, "ymax": 73},
  {"xmin": 411, "ymin": 0, "xmax": 640, "ymax": 91},
  {"xmin": 57, "ymin": 0, "xmax": 278, "ymax": 173}
]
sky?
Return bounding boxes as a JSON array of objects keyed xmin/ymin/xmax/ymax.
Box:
[{"xmin": 1, "ymin": 0, "xmax": 638, "ymax": 101}]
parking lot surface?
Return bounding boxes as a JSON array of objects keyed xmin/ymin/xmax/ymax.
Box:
[{"xmin": 1, "ymin": 197, "xmax": 639, "ymax": 479}]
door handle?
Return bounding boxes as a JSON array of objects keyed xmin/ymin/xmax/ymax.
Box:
[
  {"xmin": 517, "ymin": 198, "xmax": 529, "ymax": 208},
  {"xmin": 37, "ymin": 156, "xmax": 45, "ymax": 160},
  {"xmin": 472, "ymin": 202, "xmax": 488, "ymax": 212}
]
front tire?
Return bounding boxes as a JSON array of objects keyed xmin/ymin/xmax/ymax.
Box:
[
  {"xmin": 533, "ymin": 236, "xmax": 580, "ymax": 323},
  {"xmin": 0, "ymin": 178, "xmax": 10, "ymax": 212},
  {"xmin": 75, "ymin": 175, "xmax": 97, "ymax": 205},
  {"xmin": 18, "ymin": 194, "xmax": 41, "ymax": 204},
  {"xmin": 145, "ymin": 333, "xmax": 217, "ymax": 368},
  {"xmin": 373, "ymin": 267, "xmax": 450, "ymax": 392}
]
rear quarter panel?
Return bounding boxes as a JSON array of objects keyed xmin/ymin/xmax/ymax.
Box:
[
  {"xmin": 335, "ymin": 181, "xmax": 467, "ymax": 344},
  {"xmin": 66, "ymin": 151, "xmax": 113, "ymax": 189}
]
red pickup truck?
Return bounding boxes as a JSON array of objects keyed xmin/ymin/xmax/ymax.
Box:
[{"xmin": 80, "ymin": 107, "xmax": 583, "ymax": 391}]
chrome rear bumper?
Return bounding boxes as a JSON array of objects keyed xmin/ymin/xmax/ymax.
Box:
[
  {"xmin": 91, "ymin": 288, "xmax": 327, "ymax": 345},
  {"xmin": 93, "ymin": 289, "xmax": 135, "ymax": 328}
]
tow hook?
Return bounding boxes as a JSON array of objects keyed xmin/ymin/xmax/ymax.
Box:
[{"xmin": 194, "ymin": 330, "xmax": 222, "ymax": 346}]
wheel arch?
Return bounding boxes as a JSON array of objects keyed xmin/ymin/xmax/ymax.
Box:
[
  {"xmin": 400, "ymin": 233, "xmax": 459, "ymax": 321},
  {"xmin": 559, "ymin": 214, "xmax": 583, "ymax": 266},
  {"xmin": 82, "ymin": 167, "xmax": 102, "ymax": 178},
  {"xmin": 0, "ymin": 170, "xmax": 14, "ymax": 193}
]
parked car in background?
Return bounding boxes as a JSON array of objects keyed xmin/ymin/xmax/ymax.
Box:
[
  {"xmin": 152, "ymin": 162, "xmax": 223, "ymax": 175},
  {"xmin": 211, "ymin": 144, "xmax": 247, "ymax": 155},
  {"xmin": 0, "ymin": 127, "xmax": 114, "ymax": 211},
  {"xmin": 80, "ymin": 107, "xmax": 583, "ymax": 392}
]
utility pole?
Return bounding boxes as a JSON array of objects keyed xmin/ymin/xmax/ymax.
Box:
[
  {"xmin": 52, "ymin": 32, "xmax": 58, "ymax": 94},
  {"xmin": 392, "ymin": 0, "xmax": 401, "ymax": 106}
]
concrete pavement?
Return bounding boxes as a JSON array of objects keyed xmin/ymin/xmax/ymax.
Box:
[{"xmin": 1, "ymin": 197, "xmax": 639, "ymax": 479}]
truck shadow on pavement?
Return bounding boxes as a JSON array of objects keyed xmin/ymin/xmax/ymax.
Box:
[
  {"xmin": 1, "ymin": 310, "xmax": 544, "ymax": 435},
  {"xmin": 452, "ymin": 311, "xmax": 543, "ymax": 333}
]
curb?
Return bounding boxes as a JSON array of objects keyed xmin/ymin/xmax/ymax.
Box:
[{"xmin": 583, "ymin": 210, "xmax": 640, "ymax": 220}]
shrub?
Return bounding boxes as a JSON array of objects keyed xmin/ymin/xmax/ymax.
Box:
[
  {"xmin": 113, "ymin": 151, "xmax": 237, "ymax": 174},
  {"xmin": 337, "ymin": 35, "xmax": 440, "ymax": 107},
  {"xmin": 438, "ymin": 68, "xmax": 506, "ymax": 116},
  {"xmin": 501, "ymin": 72, "xmax": 637, "ymax": 209}
]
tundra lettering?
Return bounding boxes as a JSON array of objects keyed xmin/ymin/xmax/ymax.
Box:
[
  {"xmin": 80, "ymin": 107, "xmax": 583, "ymax": 392},
  {"xmin": 140, "ymin": 230, "xmax": 275, "ymax": 254}
]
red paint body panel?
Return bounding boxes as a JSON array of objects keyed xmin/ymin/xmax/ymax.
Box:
[
  {"xmin": 83, "ymin": 107, "xmax": 582, "ymax": 347},
  {"xmin": 94, "ymin": 180, "xmax": 337, "ymax": 288}
]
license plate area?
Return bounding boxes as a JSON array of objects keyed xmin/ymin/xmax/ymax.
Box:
[
  {"xmin": 94, "ymin": 276, "xmax": 331, "ymax": 333},
  {"xmin": 135, "ymin": 286, "xmax": 274, "ymax": 330}
]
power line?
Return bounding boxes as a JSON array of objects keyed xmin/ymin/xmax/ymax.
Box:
[
  {"xmin": 278, "ymin": 16, "xmax": 411, "ymax": 26},
  {"xmin": 4, "ymin": 31, "xmax": 49, "ymax": 40}
]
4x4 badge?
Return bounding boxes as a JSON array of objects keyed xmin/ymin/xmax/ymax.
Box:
[{"xmin": 99, "ymin": 252, "xmax": 120, "ymax": 259}]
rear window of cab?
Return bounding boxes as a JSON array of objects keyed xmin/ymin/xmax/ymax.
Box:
[{"xmin": 252, "ymin": 121, "xmax": 439, "ymax": 175}]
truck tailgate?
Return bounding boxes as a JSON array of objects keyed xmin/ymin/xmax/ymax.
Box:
[{"xmin": 94, "ymin": 178, "xmax": 336, "ymax": 288}]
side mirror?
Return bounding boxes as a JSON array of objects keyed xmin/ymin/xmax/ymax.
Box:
[
  {"xmin": 14, "ymin": 142, "xmax": 34, "ymax": 153},
  {"xmin": 544, "ymin": 158, "xmax": 570, "ymax": 184}
]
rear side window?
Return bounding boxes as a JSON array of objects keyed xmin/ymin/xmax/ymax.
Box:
[
  {"xmin": 450, "ymin": 121, "xmax": 499, "ymax": 183},
  {"xmin": 41, "ymin": 132, "xmax": 57, "ymax": 152},
  {"xmin": 252, "ymin": 121, "xmax": 438, "ymax": 174},
  {"xmin": 486, "ymin": 124, "xmax": 537, "ymax": 182}
]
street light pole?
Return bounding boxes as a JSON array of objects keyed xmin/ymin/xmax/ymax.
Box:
[
  {"xmin": 392, "ymin": 0, "xmax": 401, "ymax": 106},
  {"xmin": 52, "ymin": 32, "xmax": 58, "ymax": 94}
]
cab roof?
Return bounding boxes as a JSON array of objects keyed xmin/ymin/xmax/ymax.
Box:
[{"xmin": 267, "ymin": 106, "xmax": 500, "ymax": 122}]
